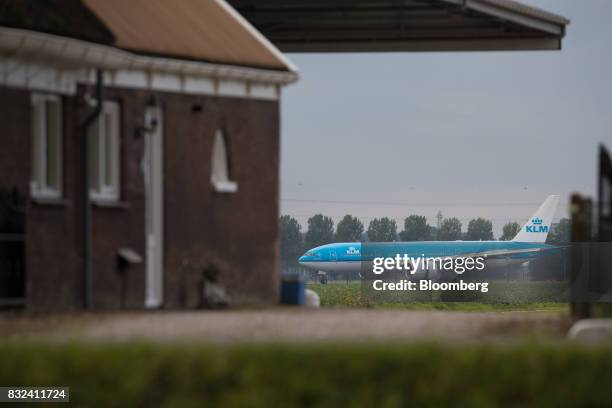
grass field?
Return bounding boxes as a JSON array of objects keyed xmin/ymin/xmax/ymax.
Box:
[
  {"xmin": 0, "ymin": 283, "xmax": 584, "ymax": 405},
  {"xmin": 1, "ymin": 341, "xmax": 611, "ymax": 406},
  {"xmin": 308, "ymin": 281, "xmax": 569, "ymax": 312}
]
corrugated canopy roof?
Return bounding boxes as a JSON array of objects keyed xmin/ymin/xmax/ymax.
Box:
[
  {"xmin": 82, "ymin": 0, "xmax": 292, "ymax": 71},
  {"xmin": 229, "ymin": 0, "xmax": 569, "ymax": 52}
]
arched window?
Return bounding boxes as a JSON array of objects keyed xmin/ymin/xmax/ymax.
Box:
[{"xmin": 210, "ymin": 130, "xmax": 238, "ymax": 193}]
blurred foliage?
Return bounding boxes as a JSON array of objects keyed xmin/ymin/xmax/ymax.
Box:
[
  {"xmin": 500, "ymin": 222, "xmax": 521, "ymax": 241},
  {"xmin": 335, "ymin": 215, "xmax": 364, "ymax": 242},
  {"xmin": 1, "ymin": 341, "xmax": 611, "ymax": 407},
  {"xmin": 367, "ymin": 217, "xmax": 397, "ymax": 242},
  {"xmin": 305, "ymin": 214, "xmax": 334, "ymax": 248},
  {"xmin": 308, "ymin": 282, "xmax": 569, "ymax": 310},
  {"xmin": 399, "ymin": 215, "xmax": 432, "ymax": 241},
  {"xmin": 547, "ymin": 218, "xmax": 571, "ymax": 244},
  {"xmin": 279, "ymin": 215, "xmax": 304, "ymax": 268},
  {"xmin": 465, "ymin": 218, "xmax": 494, "ymax": 241},
  {"xmin": 438, "ymin": 217, "xmax": 462, "ymax": 241},
  {"xmin": 308, "ymin": 281, "xmax": 368, "ymax": 307}
]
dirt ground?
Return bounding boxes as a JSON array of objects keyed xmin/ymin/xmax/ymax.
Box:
[{"xmin": 1, "ymin": 308, "xmax": 571, "ymax": 343}]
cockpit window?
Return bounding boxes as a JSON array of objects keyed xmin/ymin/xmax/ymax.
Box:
[{"xmin": 305, "ymin": 251, "xmax": 317, "ymax": 257}]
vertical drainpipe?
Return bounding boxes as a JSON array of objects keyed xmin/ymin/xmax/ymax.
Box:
[{"xmin": 81, "ymin": 69, "xmax": 104, "ymax": 309}]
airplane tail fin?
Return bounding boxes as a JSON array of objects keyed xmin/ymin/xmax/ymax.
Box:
[{"xmin": 512, "ymin": 195, "xmax": 560, "ymax": 243}]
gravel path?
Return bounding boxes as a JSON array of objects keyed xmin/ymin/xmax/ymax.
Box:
[{"xmin": 2, "ymin": 309, "xmax": 570, "ymax": 343}]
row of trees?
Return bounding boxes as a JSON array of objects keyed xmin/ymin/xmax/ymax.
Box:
[{"xmin": 280, "ymin": 213, "xmax": 570, "ymax": 268}]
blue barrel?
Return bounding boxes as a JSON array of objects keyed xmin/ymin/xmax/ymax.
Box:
[{"xmin": 280, "ymin": 275, "xmax": 305, "ymax": 305}]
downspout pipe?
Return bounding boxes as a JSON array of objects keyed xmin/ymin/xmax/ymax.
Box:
[{"xmin": 81, "ymin": 69, "xmax": 103, "ymax": 309}]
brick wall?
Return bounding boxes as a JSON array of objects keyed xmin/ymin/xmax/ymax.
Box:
[{"xmin": 0, "ymin": 84, "xmax": 280, "ymax": 310}]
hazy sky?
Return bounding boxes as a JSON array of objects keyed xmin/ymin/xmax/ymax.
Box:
[{"xmin": 279, "ymin": 0, "xmax": 612, "ymax": 237}]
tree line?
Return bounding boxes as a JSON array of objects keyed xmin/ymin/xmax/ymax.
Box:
[{"xmin": 280, "ymin": 213, "xmax": 570, "ymax": 268}]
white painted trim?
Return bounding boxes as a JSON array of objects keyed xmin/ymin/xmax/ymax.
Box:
[
  {"xmin": 30, "ymin": 92, "xmax": 63, "ymax": 199},
  {"xmin": 210, "ymin": 130, "xmax": 239, "ymax": 194},
  {"xmin": 1, "ymin": 58, "xmax": 284, "ymax": 100},
  {"xmin": 89, "ymin": 101, "xmax": 121, "ymax": 202},
  {"xmin": 212, "ymin": 180, "xmax": 238, "ymax": 194},
  {"xmin": 0, "ymin": 26, "xmax": 298, "ymax": 98},
  {"xmin": 2, "ymin": 59, "xmax": 78, "ymax": 94},
  {"xmin": 249, "ymin": 83, "xmax": 280, "ymax": 100},
  {"xmin": 144, "ymin": 106, "xmax": 164, "ymax": 308},
  {"xmin": 0, "ymin": 26, "xmax": 297, "ymax": 83},
  {"xmin": 215, "ymin": 0, "xmax": 299, "ymax": 73},
  {"xmin": 30, "ymin": 185, "xmax": 62, "ymax": 200}
]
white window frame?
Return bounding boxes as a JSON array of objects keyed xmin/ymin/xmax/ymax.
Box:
[
  {"xmin": 30, "ymin": 93, "xmax": 63, "ymax": 199},
  {"xmin": 89, "ymin": 101, "xmax": 121, "ymax": 202},
  {"xmin": 210, "ymin": 130, "xmax": 238, "ymax": 193}
]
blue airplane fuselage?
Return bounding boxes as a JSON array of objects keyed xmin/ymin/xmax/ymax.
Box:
[
  {"xmin": 298, "ymin": 241, "xmax": 556, "ymax": 273},
  {"xmin": 298, "ymin": 195, "xmax": 561, "ymax": 274}
]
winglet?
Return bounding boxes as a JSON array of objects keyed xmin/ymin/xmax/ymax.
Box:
[{"xmin": 512, "ymin": 195, "xmax": 560, "ymax": 243}]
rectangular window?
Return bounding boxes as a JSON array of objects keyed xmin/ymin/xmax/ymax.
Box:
[
  {"xmin": 89, "ymin": 101, "xmax": 121, "ymax": 202},
  {"xmin": 30, "ymin": 94, "xmax": 63, "ymax": 198}
]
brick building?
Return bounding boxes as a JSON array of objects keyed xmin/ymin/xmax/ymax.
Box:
[
  {"xmin": 0, "ymin": 0, "xmax": 297, "ymax": 310},
  {"xmin": 0, "ymin": 0, "xmax": 571, "ymax": 310}
]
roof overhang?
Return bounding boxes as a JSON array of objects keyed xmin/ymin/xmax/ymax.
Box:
[
  {"xmin": 0, "ymin": 26, "xmax": 298, "ymax": 85},
  {"xmin": 229, "ymin": 0, "xmax": 569, "ymax": 52}
]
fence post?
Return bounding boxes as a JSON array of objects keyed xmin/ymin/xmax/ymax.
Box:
[{"xmin": 570, "ymin": 194, "xmax": 592, "ymax": 320}]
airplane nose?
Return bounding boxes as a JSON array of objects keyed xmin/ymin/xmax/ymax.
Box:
[{"xmin": 298, "ymin": 256, "xmax": 307, "ymax": 265}]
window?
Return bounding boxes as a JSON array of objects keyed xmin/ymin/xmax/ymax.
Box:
[
  {"xmin": 30, "ymin": 94, "xmax": 63, "ymax": 198},
  {"xmin": 211, "ymin": 130, "xmax": 238, "ymax": 193},
  {"xmin": 89, "ymin": 101, "xmax": 121, "ymax": 201}
]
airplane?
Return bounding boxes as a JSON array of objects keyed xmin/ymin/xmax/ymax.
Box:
[{"xmin": 298, "ymin": 195, "xmax": 561, "ymax": 276}]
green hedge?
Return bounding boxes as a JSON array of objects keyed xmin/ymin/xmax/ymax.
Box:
[{"xmin": 1, "ymin": 342, "xmax": 612, "ymax": 407}]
